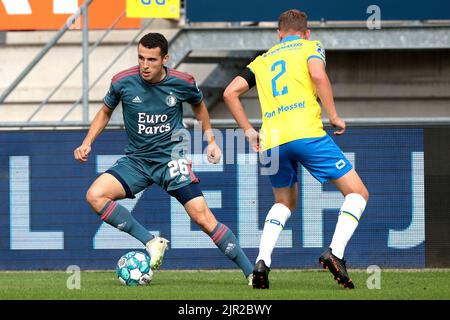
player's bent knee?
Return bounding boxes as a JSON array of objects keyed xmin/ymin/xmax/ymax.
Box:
[
  {"xmin": 85, "ymin": 188, "xmax": 97, "ymax": 205},
  {"xmin": 85, "ymin": 188, "xmax": 107, "ymax": 212}
]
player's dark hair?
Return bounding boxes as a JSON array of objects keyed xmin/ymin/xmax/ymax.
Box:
[
  {"xmin": 278, "ymin": 9, "xmax": 308, "ymax": 32},
  {"xmin": 138, "ymin": 33, "xmax": 168, "ymax": 56}
]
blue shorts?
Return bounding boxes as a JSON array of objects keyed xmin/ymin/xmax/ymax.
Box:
[{"xmin": 263, "ymin": 134, "xmax": 353, "ymax": 188}]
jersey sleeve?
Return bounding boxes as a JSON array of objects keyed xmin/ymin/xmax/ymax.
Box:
[
  {"xmin": 246, "ymin": 56, "xmax": 260, "ymax": 74},
  {"xmin": 185, "ymin": 79, "xmax": 203, "ymax": 105},
  {"xmin": 238, "ymin": 67, "xmax": 256, "ymax": 89},
  {"xmin": 306, "ymin": 41, "xmax": 326, "ymax": 65},
  {"xmin": 103, "ymin": 82, "xmax": 121, "ymax": 110}
]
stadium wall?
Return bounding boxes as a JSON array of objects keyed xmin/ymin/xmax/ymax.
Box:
[
  {"xmin": 0, "ymin": 127, "xmax": 448, "ymax": 270},
  {"xmin": 186, "ymin": 0, "xmax": 449, "ymax": 22}
]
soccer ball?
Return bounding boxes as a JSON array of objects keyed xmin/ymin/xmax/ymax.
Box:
[{"xmin": 116, "ymin": 251, "xmax": 153, "ymax": 286}]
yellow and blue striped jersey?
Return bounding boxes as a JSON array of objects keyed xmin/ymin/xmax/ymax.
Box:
[{"xmin": 247, "ymin": 35, "xmax": 327, "ymax": 151}]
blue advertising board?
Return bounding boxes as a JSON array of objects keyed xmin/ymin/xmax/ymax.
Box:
[
  {"xmin": 0, "ymin": 128, "xmax": 424, "ymax": 270},
  {"xmin": 186, "ymin": 0, "xmax": 449, "ymax": 22}
]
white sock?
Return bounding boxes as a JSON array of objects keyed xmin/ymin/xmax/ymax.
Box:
[
  {"xmin": 256, "ymin": 203, "xmax": 291, "ymax": 268},
  {"xmin": 330, "ymin": 193, "xmax": 367, "ymax": 259}
]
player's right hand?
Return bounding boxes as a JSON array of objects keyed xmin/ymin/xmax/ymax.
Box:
[
  {"xmin": 74, "ymin": 144, "xmax": 91, "ymax": 163},
  {"xmin": 245, "ymin": 128, "xmax": 260, "ymax": 152}
]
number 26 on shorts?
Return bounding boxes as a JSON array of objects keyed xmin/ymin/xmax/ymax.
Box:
[{"xmin": 168, "ymin": 159, "xmax": 189, "ymax": 178}]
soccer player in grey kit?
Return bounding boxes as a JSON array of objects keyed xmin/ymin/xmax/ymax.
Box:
[{"xmin": 74, "ymin": 33, "xmax": 253, "ymax": 284}]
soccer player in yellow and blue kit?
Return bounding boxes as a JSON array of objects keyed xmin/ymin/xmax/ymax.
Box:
[{"xmin": 224, "ymin": 9, "xmax": 369, "ymax": 289}]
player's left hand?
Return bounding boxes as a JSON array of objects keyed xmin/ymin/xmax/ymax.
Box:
[
  {"xmin": 330, "ymin": 116, "xmax": 346, "ymax": 135},
  {"xmin": 207, "ymin": 142, "xmax": 222, "ymax": 164},
  {"xmin": 245, "ymin": 128, "xmax": 260, "ymax": 152}
]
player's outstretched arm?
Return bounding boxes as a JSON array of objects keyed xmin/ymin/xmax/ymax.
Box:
[
  {"xmin": 308, "ymin": 59, "xmax": 346, "ymax": 135},
  {"xmin": 74, "ymin": 104, "xmax": 113, "ymax": 163},
  {"xmin": 223, "ymin": 76, "xmax": 260, "ymax": 152},
  {"xmin": 191, "ymin": 100, "xmax": 222, "ymax": 164}
]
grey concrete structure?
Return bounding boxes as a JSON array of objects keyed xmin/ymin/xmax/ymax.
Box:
[{"xmin": 0, "ymin": 23, "xmax": 449, "ymax": 127}]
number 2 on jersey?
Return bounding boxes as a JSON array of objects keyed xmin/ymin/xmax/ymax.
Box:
[{"xmin": 271, "ymin": 60, "xmax": 288, "ymax": 97}]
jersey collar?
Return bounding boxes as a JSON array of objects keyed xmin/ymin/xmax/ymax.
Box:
[
  {"xmin": 139, "ymin": 66, "xmax": 169, "ymax": 86},
  {"xmin": 281, "ymin": 35, "xmax": 302, "ymax": 43}
]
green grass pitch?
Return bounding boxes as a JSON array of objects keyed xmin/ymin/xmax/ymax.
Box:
[{"xmin": 0, "ymin": 269, "xmax": 449, "ymax": 300}]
